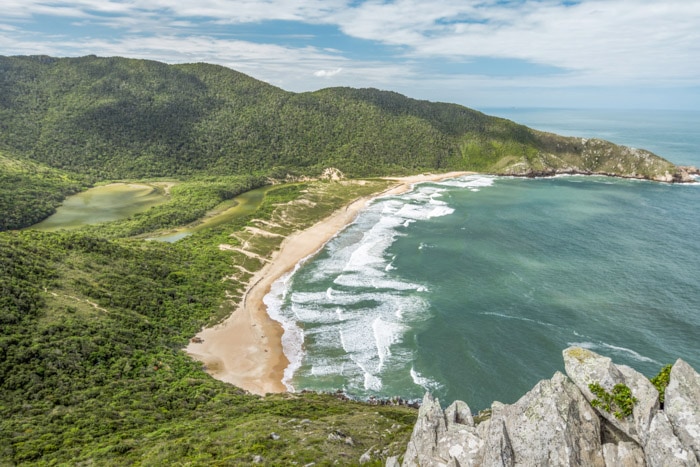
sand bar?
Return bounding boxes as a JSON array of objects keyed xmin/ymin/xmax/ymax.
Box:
[{"xmin": 186, "ymin": 171, "xmax": 475, "ymax": 395}]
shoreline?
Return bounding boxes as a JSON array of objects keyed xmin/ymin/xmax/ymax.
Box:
[{"xmin": 185, "ymin": 171, "xmax": 475, "ymax": 395}]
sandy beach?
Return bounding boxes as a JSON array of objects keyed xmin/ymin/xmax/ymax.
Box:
[{"xmin": 186, "ymin": 171, "xmax": 474, "ymax": 395}]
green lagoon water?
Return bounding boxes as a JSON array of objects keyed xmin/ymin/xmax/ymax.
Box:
[
  {"xmin": 268, "ymin": 109, "xmax": 700, "ymax": 410},
  {"xmin": 32, "ymin": 183, "xmax": 167, "ymax": 231},
  {"xmin": 150, "ymin": 185, "xmax": 274, "ymax": 242},
  {"xmin": 32, "ymin": 182, "xmax": 273, "ymax": 239}
]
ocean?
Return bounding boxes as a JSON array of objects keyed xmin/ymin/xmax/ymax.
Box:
[{"xmin": 266, "ymin": 108, "xmax": 700, "ymax": 411}]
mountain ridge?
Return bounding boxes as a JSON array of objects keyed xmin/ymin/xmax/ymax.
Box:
[{"xmin": 0, "ymin": 55, "xmax": 691, "ymax": 181}]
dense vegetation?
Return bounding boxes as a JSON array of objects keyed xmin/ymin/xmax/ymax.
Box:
[
  {"xmin": 0, "ymin": 180, "xmax": 415, "ymax": 465},
  {"xmin": 0, "ymin": 153, "xmax": 88, "ymax": 230},
  {"xmin": 0, "ymin": 55, "xmax": 681, "ymax": 206},
  {"xmin": 0, "ymin": 55, "xmax": 502, "ymax": 179}
]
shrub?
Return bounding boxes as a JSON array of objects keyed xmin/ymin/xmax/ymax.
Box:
[
  {"xmin": 589, "ymin": 382, "xmax": 638, "ymax": 419},
  {"xmin": 650, "ymin": 364, "xmax": 673, "ymax": 405}
]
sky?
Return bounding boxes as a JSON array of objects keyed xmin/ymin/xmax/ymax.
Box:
[{"xmin": 2, "ymin": 0, "xmax": 700, "ymax": 110}]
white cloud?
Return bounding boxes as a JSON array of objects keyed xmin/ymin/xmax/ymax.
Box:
[
  {"xmin": 1, "ymin": 0, "xmax": 699, "ymax": 108},
  {"xmin": 314, "ymin": 67, "xmax": 343, "ymax": 77},
  {"xmin": 324, "ymin": 0, "xmax": 700, "ymax": 84}
]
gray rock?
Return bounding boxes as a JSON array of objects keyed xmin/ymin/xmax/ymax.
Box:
[
  {"xmin": 493, "ymin": 371, "xmax": 605, "ymax": 466},
  {"xmin": 386, "ymin": 456, "xmax": 401, "ymax": 467},
  {"xmin": 645, "ymin": 411, "xmax": 698, "ymax": 467},
  {"xmin": 402, "ymin": 393, "xmax": 447, "ymax": 465},
  {"xmin": 445, "ymin": 399, "xmax": 474, "ymax": 428},
  {"xmin": 618, "ymin": 364, "xmax": 661, "ymax": 444},
  {"xmin": 665, "ymin": 359, "xmax": 700, "ymax": 462},
  {"xmin": 396, "ymin": 352, "xmax": 700, "ymax": 467},
  {"xmin": 480, "ymin": 417, "xmax": 513, "ymax": 467},
  {"xmin": 602, "ymin": 441, "xmax": 646, "ymax": 467},
  {"xmin": 359, "ymin": 448, "xmax": 372, "ymax": 464},
  {"xmin": 401, "ymin": 393, "xmax": 484, "ymax": 467},
  {"xmin": 563, "ymin": 346, "xmax": 659, "ymax": 444},
  {"xmin": 600, "ymin": 420, "xmax": 645, "ymax": 466}
]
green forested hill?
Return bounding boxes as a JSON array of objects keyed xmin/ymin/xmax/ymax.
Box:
[
  {"xmin": 0, "ymin": 55, "xmax": 484, "ymax": 177},
  {"xmin": 0, "ymin": 153, "xmax": 87, "ymax": 230},
  {"xmin": 0, "ymin": 54, "xmax": 683, "ymax": 182}
]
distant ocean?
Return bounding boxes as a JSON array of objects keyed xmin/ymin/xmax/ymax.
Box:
[{"xmin": 266, "ymin": 108, "xmax": 700, "ymax": 411}]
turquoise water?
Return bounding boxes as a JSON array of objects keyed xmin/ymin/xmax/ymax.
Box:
[{"xmin": 268, "ymin": 109, "xmax": 700, "ymax": 411}]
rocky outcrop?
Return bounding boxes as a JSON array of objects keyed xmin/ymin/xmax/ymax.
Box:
[
  {"xmin": 397, "ymin": 347, "xmax": 700, "ymax": 466},
  {"xmin": 665, "ymin": 359, "xmax": 700, "ymax": 461},
  {"xmin": 402, "ymin": 394, "xmax": 485, "ymax": 466},
  {"xmin": 498, "ymin": 134, "xmax": 698, "ymax": 183},
  {"xmin": 563, "ymin": 347, "xmax": 660, "ymax": 445}
]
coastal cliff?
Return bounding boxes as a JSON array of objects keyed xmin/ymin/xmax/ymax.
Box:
[
  {"xmin": 497, "ymin": 131, "xmax": 699, "ymax": 183},
  {"xmin": 392, "ymin": 347, "xmax": 699, "ymax": 466}
]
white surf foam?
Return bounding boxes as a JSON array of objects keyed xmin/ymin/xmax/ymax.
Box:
[
  {"xmin": 266, "ymin": 174, "xmax": 495, "ymax": 394},
  {"xmin": 410, "ymin": 367, "xmax": 443, "ymax": 392},
  {"xmin": 373, "ymin": 317, "xmax": 404, "ymax": 369},
  {"xmin": 568, "ymin": 341, "xmax": 660, "ymax": 364},
  {"xmin": 437, "ymin": 175, "xmax": 495, "ymax": 189},
  {"xmin": 264, "ymin": 271, "xmax": 305, "ymax": 392}
]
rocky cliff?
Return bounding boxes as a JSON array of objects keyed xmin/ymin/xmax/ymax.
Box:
[{"xmin": 390, "ymin": 347, "xmax": 699, "ymax": 466}]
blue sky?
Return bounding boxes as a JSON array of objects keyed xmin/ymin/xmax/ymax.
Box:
[{"xmin": 2, "ymin": 0, "xmax": 699, "ymax": 110}]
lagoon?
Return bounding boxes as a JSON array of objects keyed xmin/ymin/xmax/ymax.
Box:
[
  {"xmin": 148, "ymin": 185, "xmax": 275, "ymax": 242},
  {"xmin": 31, "ymin": 183, "xmax": 169, "ymax": 231}
]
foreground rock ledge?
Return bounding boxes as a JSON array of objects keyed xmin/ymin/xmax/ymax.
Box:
[{"xmin": 391, "ymin": 347, "xmax": 699, "ymax": 466}]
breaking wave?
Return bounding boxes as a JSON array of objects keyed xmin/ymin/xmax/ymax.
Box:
[{"xmin": 265, "ymin": 175, "xmax": 495, "ymax": 395}]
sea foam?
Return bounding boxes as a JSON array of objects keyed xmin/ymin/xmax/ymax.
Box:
[
  {"xmin": 569, "ymin": 341, "xmax": 660, "ymax": 364},
  {"xmin": 269, "ymin": 175, "xmax": 490, "ymax": 395}
]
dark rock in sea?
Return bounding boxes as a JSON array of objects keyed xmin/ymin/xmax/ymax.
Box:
[{"xmin": 396, "ymin": 347, "xmax": 700, "ymax": 466}]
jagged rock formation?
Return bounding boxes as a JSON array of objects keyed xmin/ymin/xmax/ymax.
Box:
[
  {"xmin": 393, "ymin": 347, "xmax": 699, "ymax": 466},
  {"xmin": 500, "ymin": 136, "xmax": 698, "ymax": 183}
]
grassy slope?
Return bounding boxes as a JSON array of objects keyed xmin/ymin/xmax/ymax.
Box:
[{"xmin": 0, "ymin": 180, "xmax": 416, "ymax": 465}]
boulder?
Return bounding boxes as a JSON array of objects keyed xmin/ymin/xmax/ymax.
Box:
[
  {"xmin": 665, "ymin": 359, "xmax": 700, "ymax": 462},
  {"xmin": 563, "ymin": 347, "xmax": 659, "ymax": 444}
]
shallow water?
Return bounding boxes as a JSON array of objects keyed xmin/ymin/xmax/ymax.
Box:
[
  {"xmin": 31, "ymin": 183, "xmax": 168, "ymax": 231},
  {"xmin": 269, "ymin": 109, "xmax": 700, "ymax": 410}
]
